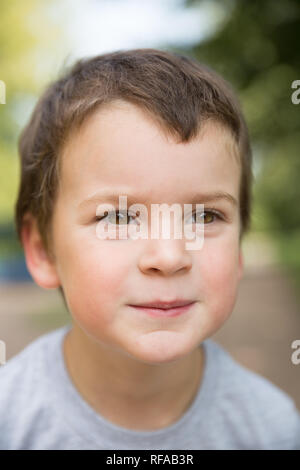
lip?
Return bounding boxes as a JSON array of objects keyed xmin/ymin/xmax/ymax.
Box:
[
  {"xmin": 128, "ymin": 300, "xmax": 196, "ymax": 318},
  {"xmin": 130, "ymin": 299, "xmax": 195, "ymax": 309}
]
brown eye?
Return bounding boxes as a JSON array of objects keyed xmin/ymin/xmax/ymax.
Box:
[
  {"xmin": 115, "ymin": 210, "xmax": 130, "ymax": 225},
  {"xmin": 95, "ymin": 210, "xmax": 137, "ymax": 225},
  {"xmin": 193, "ymin": 210, "xmax": 221, "ymax": 224}
]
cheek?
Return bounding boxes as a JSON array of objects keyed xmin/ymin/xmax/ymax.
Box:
[
  {"xmin": 200, "ymin": 238, "xmax": 240, "ymax": 322},
  {"xmin": 57, "ymin": 238, "xmax": 132, "ymax": 324}
]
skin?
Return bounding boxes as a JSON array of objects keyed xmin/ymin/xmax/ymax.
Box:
[{"xmin": 22, "ymin": 100, "xmax": 243, "ymax": 431}]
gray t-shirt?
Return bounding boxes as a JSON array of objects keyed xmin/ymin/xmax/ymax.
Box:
[{"xmin": 0, "ymin": 324, "xmax": 299, "ymax": 450}]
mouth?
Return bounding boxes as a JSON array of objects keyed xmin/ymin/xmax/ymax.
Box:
[{"xmin": 128, "ymin": 300, "xmax": 196, "ymax": 318}]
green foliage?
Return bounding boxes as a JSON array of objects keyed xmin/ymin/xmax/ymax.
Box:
[
  {"xmin": 184, "ymin": 0, "xmax": 300, "ymax": 140},
  {"xmin": 0, "ymin": 221, "xmax": 22, "ymax": 260},
  {"xmin": 181, "ymin": 0, "xmax": 300, "ymax": 234},
  {"xmin": 254, "ymin": 133, "xmax": 300, "ymax": 233},
  {"xmin": 274, "ymin": 230, "xmax": 300, "ymax": 304},
  {"xmin": 0, "ymin": 0, "xmax": 70, "ymax": 260},
  {"xmin": 0, "ymin": 142, "xmax": 19, "ymax": 224}
]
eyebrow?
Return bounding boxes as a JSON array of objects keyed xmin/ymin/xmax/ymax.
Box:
[{"xmin": 78, "ymin": 188, "xmax": 238, "ymax": 209}]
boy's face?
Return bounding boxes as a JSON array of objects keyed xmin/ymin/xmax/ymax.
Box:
[{"xmin": 36, "ymin": 101, "xmax": 243, "ymax": 364}]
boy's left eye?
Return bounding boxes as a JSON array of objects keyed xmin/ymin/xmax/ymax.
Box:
[{"xmin": 190, "ymin": 209, "xmax": 223, "ymax": 225}]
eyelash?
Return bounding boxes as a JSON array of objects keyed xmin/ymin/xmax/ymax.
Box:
[{"xmin": 94, "ymin": 208, "xmax": 224, "ymax": 225}]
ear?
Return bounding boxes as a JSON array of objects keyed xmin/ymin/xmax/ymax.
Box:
[
  {"xmin": 238, "ymin": 249, "xmax": 244, "ymax": 282},
  {"xmin": 21, "ymin": 213, "xmax": 61, "ymax": 289}
]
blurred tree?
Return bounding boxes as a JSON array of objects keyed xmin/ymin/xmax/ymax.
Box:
[
  {"xmin": 178, "ymin": 0, "xmax": 300, "ymax": 235},
  {"xmin": 0, "ymin": 0, "xmax": 70, "ymax": 226}
]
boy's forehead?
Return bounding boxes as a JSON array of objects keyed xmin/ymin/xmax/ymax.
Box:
[
  {"xmin": 58, "ymin": 103, "xmax": 241, "ymax": 204},
  {"xmin": 62, "ymin": 100, "xmax": 240, "ymax": 160}
]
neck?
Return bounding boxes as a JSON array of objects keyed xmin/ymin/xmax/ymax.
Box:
[{"xmin": 63, "ymin": 324, "xmax": 205, "ymax": 431}]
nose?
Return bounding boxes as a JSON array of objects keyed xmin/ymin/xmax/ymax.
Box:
[{"xmin": 138, "ymin": 238, "xmax": 193, "ymax": 276}]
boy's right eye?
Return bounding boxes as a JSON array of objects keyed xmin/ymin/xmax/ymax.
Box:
[{"xmin": 95, "ymin": 210, "xmax": 139, "ymax": 225}]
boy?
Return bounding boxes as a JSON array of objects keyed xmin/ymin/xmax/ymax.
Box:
[{"xmin": 1, "ymin": 48, "xmax": 300, "ymax": 450}]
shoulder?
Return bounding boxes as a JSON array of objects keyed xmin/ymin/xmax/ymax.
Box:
[
  {"xmin": 203, "ymin": 339, "xmax": 300, "ymax": 449},
  {"xmin": 0, "ymin": 326, "xmax": 65, "ymax": 387},
  {"xmin": 0, "ymin": 326, "xmax": 70, "ymax": 449}
]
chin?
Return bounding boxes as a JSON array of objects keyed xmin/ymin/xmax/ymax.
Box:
[{"xmin": 129, "ymin": 331, "xmax": 196, "ymax": 365}]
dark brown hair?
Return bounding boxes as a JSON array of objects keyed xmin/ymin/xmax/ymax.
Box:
[{"xmin": 15, "ymin": 48, "xmax": 253, "ymax": 260}]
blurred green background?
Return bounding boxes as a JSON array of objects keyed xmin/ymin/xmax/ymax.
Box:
[
  {"xmin": 0, "ymin": 0, "xmax": 300, "ymax": 298},
  {"xmin": 0, "ymin": 0, "xmax": 71, "ymax": 276}
]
